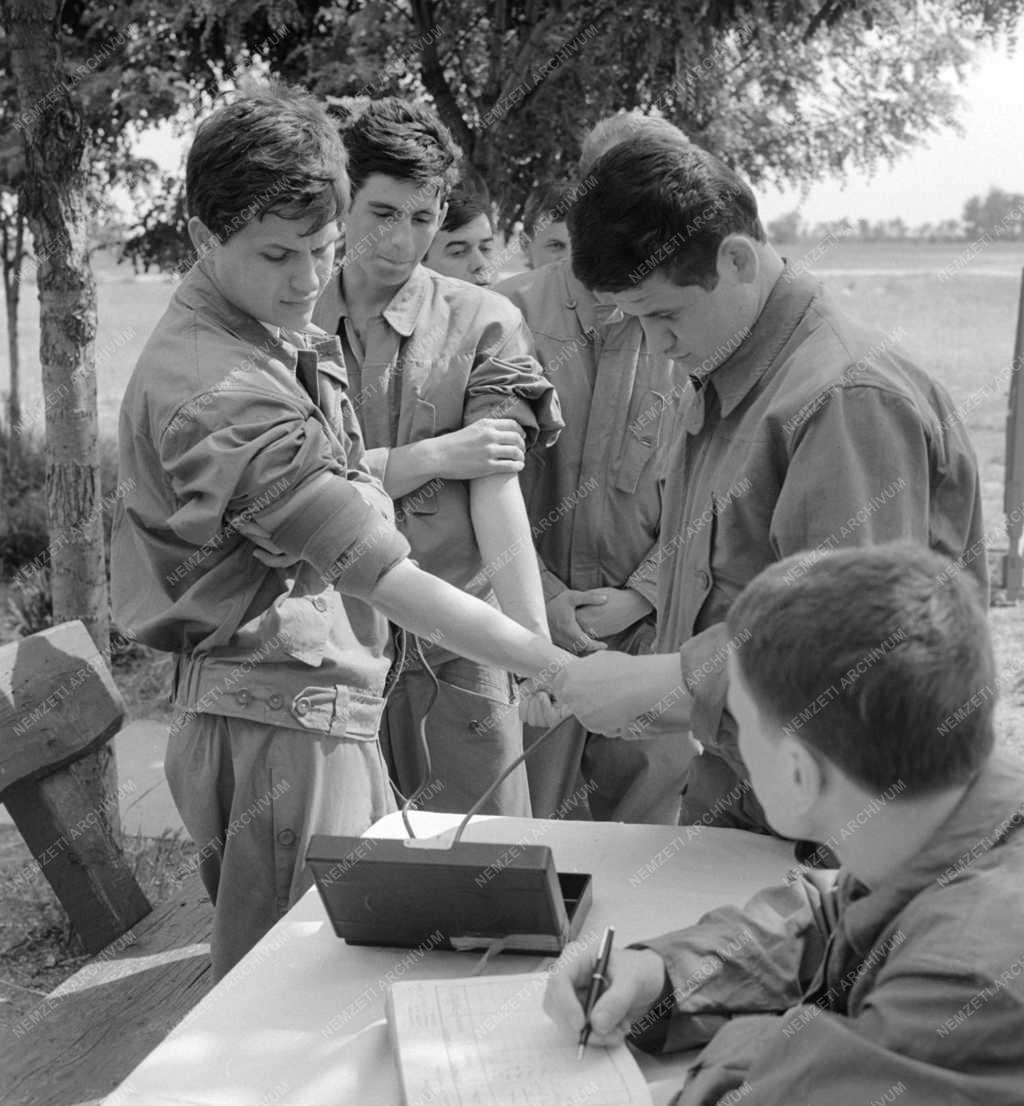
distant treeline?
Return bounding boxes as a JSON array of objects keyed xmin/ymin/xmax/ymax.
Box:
[{"xmin": 769, "ymin": 187, "xmax": 1024, "ymax": 244}]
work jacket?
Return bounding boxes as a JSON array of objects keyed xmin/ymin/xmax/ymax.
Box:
[
  {"xmin": 497, "ymin": 260, "xmax": 677, "ymax": 615},
  {"xmin": 657, "ymin": 267, "xmax": 988, "ymax": 776},
  {"xmin": 112, "ymin": 262, "xmax": 409, "ymax": 738},
  {"xmin": 633, "ymin": 756, "xmax": 1024, "ymax": 1105}
]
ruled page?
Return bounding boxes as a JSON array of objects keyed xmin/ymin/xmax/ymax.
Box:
[{"xmin": 386, "ymin": 973, "xmax": 654, "ymax": 1106}]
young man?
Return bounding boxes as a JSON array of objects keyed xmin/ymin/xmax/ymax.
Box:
[
  {"xmin": 313, "ymin": 99, "xmax": 562, "ymax": 817},
  {"xmin": 423, "ymin": 185, "xmax": 497, "ymax": 287},
  {"xmin": 496, "ymin": 113, "xmax": 695, "ymax": 824},
  {"xmin": 518, "ymin": 182, "xmax": 574, "ymax": 269},
  {"xmin": 111, "ymin": 88, "xmax": 570, "ymax": 979},
  {"xmin": 546, "ymin": 544, "xmax": 1024, "ymax": 1104},
  {"xmin": 553, "ymin": 137, "xmax": 987, "ymax": 836}
]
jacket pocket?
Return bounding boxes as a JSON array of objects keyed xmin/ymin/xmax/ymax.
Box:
[
  {"xmin": 269, "ymin": 591, "xmax": 340, "ymax": 667},
  {"xmin": 613, "ymin": 390, "xmax": 666, "ymax": 493}
]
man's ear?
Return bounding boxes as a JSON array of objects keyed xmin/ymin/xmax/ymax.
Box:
[
  {"xmin": 518, "ymin": 230, "xmax": 533, "ymax": 264},
  {"xmin": 717, "ymin": 235, "xmax": 759, "ymax": 285},
  {"xmin": 187, "ymin": 216, "xmax": 220, "ymax": 258},
  {"xmin": 782, "ymin": 733, "xmax": 825, "ymax": 817}
]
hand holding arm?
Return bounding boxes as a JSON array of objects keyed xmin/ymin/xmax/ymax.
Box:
[
  {"xmin": 381, "ymin": 418, "xmax": 527, "ymax": 499},
  {"xmin": 553, "ymin": 651, "xmax": 691, "ymax": 735}
]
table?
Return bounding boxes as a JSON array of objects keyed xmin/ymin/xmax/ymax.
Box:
[{"xmin": 104, "ymin": 813, "xmax": 796, "ymax": 1106}]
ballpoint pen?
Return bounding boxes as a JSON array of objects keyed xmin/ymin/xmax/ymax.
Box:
[{"xmin": 577, "ymin": 925, "xmax": 615, "ymax": 1059}]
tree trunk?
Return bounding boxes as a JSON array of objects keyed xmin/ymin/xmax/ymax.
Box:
[
  {"xmin": 3, "ymin": 0, "xmax": 121, "ymax": 838},
  {"xmin": 3, "ymin": 201, "xmax": 25, "ymax": 471}
]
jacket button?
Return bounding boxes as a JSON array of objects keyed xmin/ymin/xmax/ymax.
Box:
[
  {"xmin": 235, "ymin": 689, "xmax": 252, "ymax": 706},
  {"xmin": 312, "ymin": 596, "xmax": 328, "ymax": 612},
  {"xmin": 268, "ymin": 693, "xmax": 284, "ymax": 710},
  {"xmin": 294, "ymin": 697, "xmax": 311, "ymax": 717},
  {"xmin": 277, "ymin": 829, "xmax": 296, "ymax": 847},
  {"xmin": 697, "ymin": 570, "xmax": 711, "ymax": 590}
]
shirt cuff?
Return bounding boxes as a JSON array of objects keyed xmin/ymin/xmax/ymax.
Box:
[
  {"xmin": 626, "ymin": 957, "xmax": 676, "ymax": 1054},
  {"xmin": 626, "ymin": 567, "xmax": 659, "ymax": 607}
]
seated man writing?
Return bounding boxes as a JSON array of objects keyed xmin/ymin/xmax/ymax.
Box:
[{"xmin": 545, "ymin": 544, "xmax": 1024, "ymax": 1105}]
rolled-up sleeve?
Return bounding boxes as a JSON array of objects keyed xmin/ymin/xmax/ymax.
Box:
[
  {"xmin": 462, "ymin": 316, "xmax": 564, "ymax": 448},
  {"xmin": 160, "ymin": 389, "xmax": 409, "ymax": 598}
]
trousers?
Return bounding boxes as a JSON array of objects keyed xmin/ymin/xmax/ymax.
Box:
[
  {"xmin": 380, "ymin": 656, "xmax": 530, "ymax": 817},
  {"xmin": 165, "ymin": 711, "xmax": 395, "ymax": 980}
]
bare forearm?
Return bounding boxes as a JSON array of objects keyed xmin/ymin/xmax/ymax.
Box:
[
  {"xmin": 381, "ymin": 440, "xmax": 441, "ymax": 499},
  {"xmin": 370, "ymin": 559, "xmax": 568, "ymax": 680},
  {"xmin": 471, "ymin": 473, "xmax": 550, "ymax": 637}
]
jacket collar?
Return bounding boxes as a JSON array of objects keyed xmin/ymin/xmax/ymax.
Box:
[
  {"xmin": 839, "ymin": 756, "xmax": 1024, "ymax": 957},
  {"xmin": 180, "ymin": 261, "xmax": 348, "ymax": 386},
  {"xmin": 324, "ymin": 262, "xmax": 432, "ymax": 339},
  {"xmin": 705, "ymin": 265, "xmax": 818, "ymax": 419}
]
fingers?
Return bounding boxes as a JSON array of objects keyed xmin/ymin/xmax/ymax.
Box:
[
  {"xmin": 542, "ymin": 952, "xmax": 590, "ymax": 1035},
  {"xmin": 478, "ymin": 418, "xmax": 527, "ymax": 438},
  {"xmin": 542, "ymin": 949, "xmax": 635, "ymax": 1047},
  {"xmin": 572, "ymin": 588, "xmax": 609, "ymax": 607}
]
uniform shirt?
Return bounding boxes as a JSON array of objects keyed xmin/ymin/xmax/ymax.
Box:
[
  {"xmin": 631, "ymin": 756, "xmax": 1024, "ymax": 1105},
  {"xmin": 313, "ymin": 265, "xmax": 562, "ymax": 662},
  {"xmin": 656, "ymin": 268, "xmax": 988, "ymax": 776},
  {"xmin": 111, "ymin": 262, "xmax": 410, "ymax": 729},
  {"xmin": 496, "ymin": 259, "xmax": 676, "ymax": 608}
]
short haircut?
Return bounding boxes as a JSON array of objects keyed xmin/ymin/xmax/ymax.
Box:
[
  {"xmin": 579, "ymin": 110, "xmax": 689, "ymax": 176},
  {"xmin": 186, "ymin": 85, "xmax": 348, "ymax": 242},
  {"xmin": 568, "ymin": 137, "xmax": 765, "ymax": 292},
  {"xmin": 727, "ymin": 544, "xmax": 996, "ymax": 796},
  {"xmin": 343, "ymin": 97, "xmax": 460, "ymax": 201},
  {"xmin": 522, "ymin": 180, "xmax": 577, "ymax": 236},
  {"xmin": 441, "ymin": 185, "xmax": 492, "ymax": 234}
]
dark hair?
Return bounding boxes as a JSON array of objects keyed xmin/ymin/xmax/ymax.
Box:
[
  {"xmin": 579, "ymin": 110, "xmax": 688, "ymax": 175},
  {"xmin": 522, "ymin": 180, "xmax": 578, "ymax": 236},
  {"xmin": 727, "ymin": 544, "xmax": 996, "ymax": 796},
  {"xmin": 568, "ymin": 137, "xmax": 764, "ymax": 292},
  {"xmin": 343, "ymin": 97, "xmax": 459, "ymax": 201},
  {"xmin": 186, "ymin": 85, "xmax": 348, "ymax": 242},
  {"xmin": 441, "ymin": 185, "xmax": 491, "ymax": 233}
]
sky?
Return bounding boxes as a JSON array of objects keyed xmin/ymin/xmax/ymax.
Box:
[
  {"xmin": 758, "ymin": 40, "xmax": 1024, "ymax": 227},
  {"xmin": 136, "ymin": 36, "xmax": 1024, "ymax": 230}
]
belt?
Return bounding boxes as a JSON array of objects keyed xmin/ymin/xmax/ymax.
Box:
[{"xmin": 172, "ymin": 653, "xmax": 387, "ymax": 741}]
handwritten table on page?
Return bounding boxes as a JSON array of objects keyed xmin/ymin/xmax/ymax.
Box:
[{"xmin": 386, "ymin": 972, "xmax": 654, "ymax": 1106}]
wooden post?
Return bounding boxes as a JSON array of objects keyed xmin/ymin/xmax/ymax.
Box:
[
  {"xmin": 1004, "ymin": 267, "xmax": 1024, "ymax": 600},
  {"xmin": 0, "ymin": 621, "xmax": 150, "ymax": 954}
]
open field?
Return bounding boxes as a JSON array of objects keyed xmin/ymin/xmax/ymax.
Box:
[{"xmin": 3, "ymin": 239, "xmax": 1023, "ymax": 529}]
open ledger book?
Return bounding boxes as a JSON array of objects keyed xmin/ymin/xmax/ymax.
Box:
[{"xmin": 386, "ymin": 972, "xmax": 654, "ymax": 1106}]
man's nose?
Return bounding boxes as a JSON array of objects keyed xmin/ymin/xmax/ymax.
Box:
[
  {"xmin": 291, "ymin": 254, "xmax": 320, "ymax": 294},
  {"xmin": 640, "ymin": 317, "xmax": 670, "ymax": 355},
  {"xmin": 386, "ymin": 217, "xmax": 414, "ymax": 255}
]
